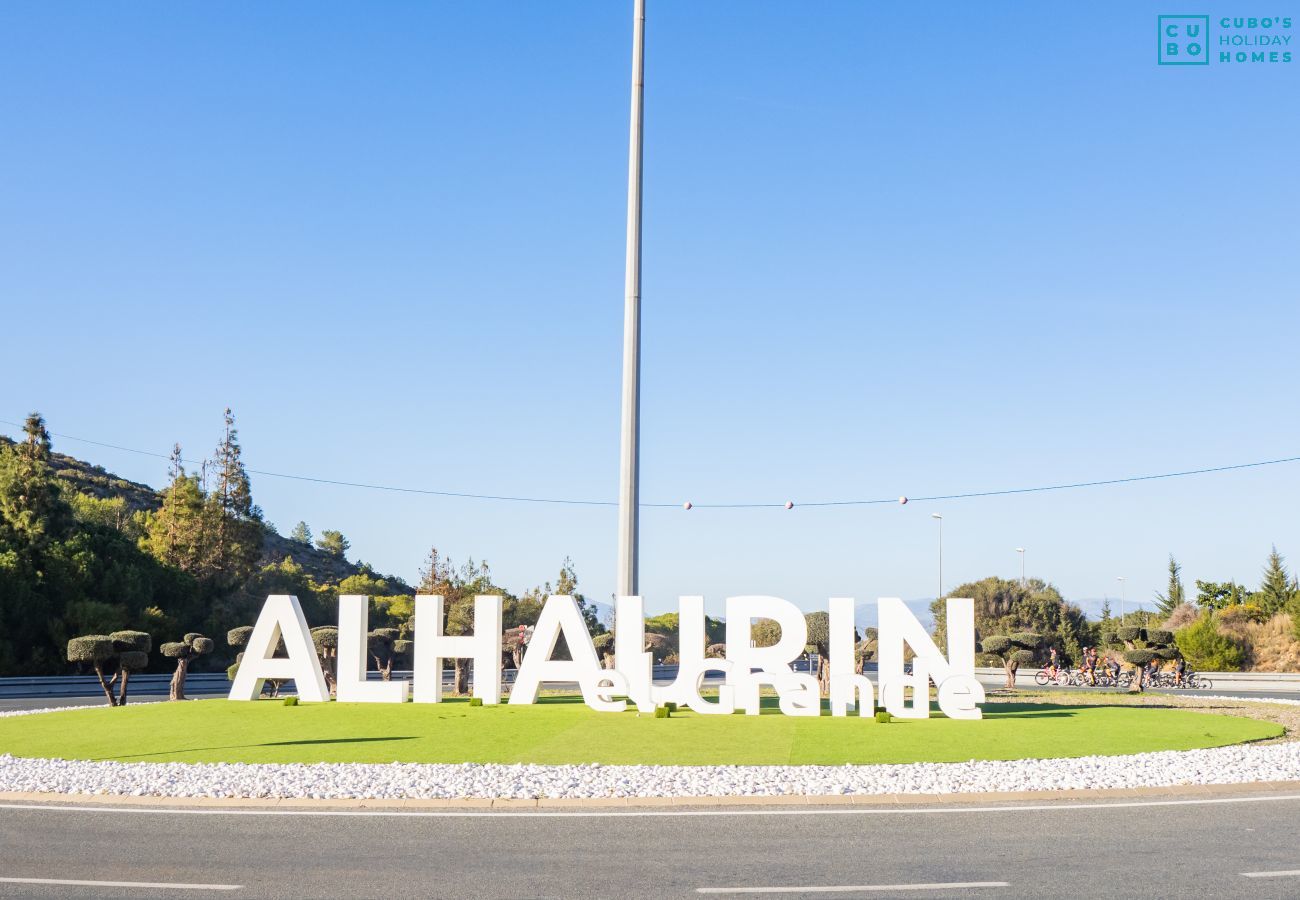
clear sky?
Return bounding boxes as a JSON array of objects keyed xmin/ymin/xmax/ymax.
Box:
[{"xmin": 2, "ymin": 1, "xmax": 1297, "ymax": 620}]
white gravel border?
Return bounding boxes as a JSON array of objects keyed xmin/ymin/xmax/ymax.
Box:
[{"xmin": 0, "ymin": 699, "xmax": 1297, "ymax": 801}]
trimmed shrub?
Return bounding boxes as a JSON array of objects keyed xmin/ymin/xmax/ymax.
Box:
[
  {"xmin": 227, "ymin": 626, "xmax": 254, "ymax": 648},
  {"xmin": 66, "ymin": 635, "xmax": 114, "ymax": 665},
  {"xmin": 1124, "ymin": 649, "xmax": 1156, "ymax": 667},
  {"xmin": 109, "ymin": 630, "xmax": 151, "ymax": 653},
  {"xmin": 1099, "ymin": 631, "xmax": 1117, "ymax": 646},
  {"xmin": 980, "ymin": 636, "xmax": 1011, "ymax": 655},
  {"xmin": 980, "ymin": 632, "xmax": 1042, "ymax": 688},
  {"xmin": 874, "ymin": 711, "xmax": 892, "ymax": 724},
  {"xmin": 117, "ymin": 650, "xmax": 149, "ymax": 671},
  {"xmin": 664, "ymin": 702, "xmax": 678, "ymax": 712},
  {"xmin": 654, "ymin": 706, "xmax": 670, "ymax": 718},
  {"xmin": 1116, "ymin": 626, "xmax": 1143, "ymax": 643},
  {"xmin": 1145, "ymin": 629, "xmax": 1174, "ymax": 645},
  {"xmin": 283, "ymin": 696, "xmax": 299, "ymax": 706},
  {"xmin": 163, "ymin": 632, "xmax": 214, "ymax": 701},
  {"xmin": 469, "ymin": 697, "xmax": 484, "ymax": 707}
]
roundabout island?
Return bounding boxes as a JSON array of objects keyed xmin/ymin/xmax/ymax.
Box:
[{"xmin": 0, "ymin": 692, "xmax": 1294, "ymax": 803}]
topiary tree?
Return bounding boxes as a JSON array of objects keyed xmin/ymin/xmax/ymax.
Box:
[
  {"xmin": 108, "ymin": 630, "xmax": 152, "ymax": 706},
  {"xmin": 804, "ymin": 611, "xmax": 833, "ymax": 695},
  {"xmin": 160, "ymin": 633, "xmax": 214, "ymax": 701},
  {"xmin": 980, "ymin": 632, "xmax": 1043, "ymax": 688},
  {"xmin": 1118, "ymin": 627, "xmax": 1179, "ymax": 691},
  {"xmin": 311, "ymin": 625, "xmax": 339, "ymax": 696},
  {"xmin": 227, "ymin": 625, "xmax": 287, "ymax": 697},
  {"xmin": 367, "ymin": 627, "xmax": 401, "ymax": 681},
  {"xmin": 67, "ymin": 635, "xmax": 119, "ymax": 706}
]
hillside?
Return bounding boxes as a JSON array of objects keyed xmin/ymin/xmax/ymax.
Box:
[{"xmin": 0, "ymin": 435, "xmax": 409, "ymax": 590}]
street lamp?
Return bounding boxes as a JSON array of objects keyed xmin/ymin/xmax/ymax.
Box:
[
  {"xmin": 931, "ymin": 513, "xmax": 943, "ymax": 601},
  {"xmin": 616, "ymin": 0, "xmax": 646, "ymax": 597},
  {"xmin": 1015, "ymin": 548, "xmax": 1026, "ymax": 586},
  {"xmin": 1116, "ymin": 576, "xmax": 1126, "ymax": 622}
]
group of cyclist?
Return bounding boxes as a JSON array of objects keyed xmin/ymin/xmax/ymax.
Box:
[{"xmin": 1042, "ymin": 645, "xmax": 1187, "ymax": 687}]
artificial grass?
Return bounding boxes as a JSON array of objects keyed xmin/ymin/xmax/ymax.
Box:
[{"xmin": 0, "ymin": 697, "xmax": 1280, "ymax": 766}]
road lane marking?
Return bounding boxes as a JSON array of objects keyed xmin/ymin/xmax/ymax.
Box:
[
  {"xmin": 1, "ymin": 793, "xmax": 1299, "ymax": 819},
  {"xmin": 1241, "ymin": 870, "xmax": 1300, "ymax": 878},
  {"xmin": 697, "ymin": 883, "xmax": 1008, "ymax": 894},
  {"xmin": 0, "ymin": 876, "xmax": 240, "ymax": 891}
]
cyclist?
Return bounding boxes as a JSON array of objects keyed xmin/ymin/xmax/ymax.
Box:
[
  {"xmin": 1146, "ymin": 657, "xmax": 1162, "ymax": 686},
  {"xmin": 1046, "ymin": 646, "xmax": 1060, "ymax": 679},
  {"xmin": 1081, "ymin": 646, "xmax": 1096, "ymax": 685},
  {"xmin": 1173, "ymin": 656, "xmax": 1186, "ymax": 687},
  {"xmin": 1106, "ymin": 655, "xmax": 1121, "ymax": 685}
]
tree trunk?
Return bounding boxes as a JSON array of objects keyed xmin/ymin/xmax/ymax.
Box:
[
  {"xmin": 94, "ymin": 664, "xmax": 117, "ymax": 707},
  {"xmin": 454, "ymin": 658, "xmax": 469, "ymax": 695},
  {"xmin": 118, "ymin": 669, "xmax": 132, "ymax": 706},
  {"xmin": 170, "ymin": 657, "xmax": 190, "ymax": 701},
  {"xmin": 1128, "ymin": 667, "xmax": 1145, "ymax": 693},
  {"xmin": 380, "ymin": 656, "xmax": 392, "ymax": 681},
  {"xmin": 1004, "ymin": 660, "xmax": 1018, "ymax": 689}
]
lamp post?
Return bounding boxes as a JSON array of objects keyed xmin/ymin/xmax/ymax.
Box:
[
  {"xmin": 616, "ymin": 0, "xmax": 646, "ymax": 598},
  {"xmin": 1117, "ymin": 576, "xmax": 1126, "ymax": 623},
  {"xmin": 931, "ymin": 513, "xmax": 943, "ymax": 602},
  {"xmin": 1015, "ymin": 547, "xmax": 1025, "ymax": 586}
]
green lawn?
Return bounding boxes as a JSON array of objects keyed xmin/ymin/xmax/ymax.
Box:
[{"xmin": 0, "ymin": 697, "xmax": 1280, "ymax": 765}]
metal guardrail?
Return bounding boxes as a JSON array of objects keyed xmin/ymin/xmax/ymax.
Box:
[
  {"xmin": 6, "ymin": 663, "xmax": 1298, "ymax": 700},
  {"xmin": 0, "ymin": 664, "xmax": 708, "ymax": 699}
]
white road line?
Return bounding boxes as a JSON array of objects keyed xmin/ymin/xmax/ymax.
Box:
[
  {"xmin": 1241, "ymin": 869, "xmax": 1300, "ymax": 878},
  {"xmin": 0, "ymin": 792, "xmax": 1298, "ymax": 819},
  {"xmin": 0, "ymin": 876, "xmax": 240, "ymax": 891},
  {"xmin": 697, "ymin": 882, "xmax": 1009, "ymax": 894}
]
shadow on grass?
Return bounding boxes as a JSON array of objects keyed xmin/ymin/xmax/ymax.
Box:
[{"xmin": 94, "ymin": 736, "xmax": 418, "ymax": 761}]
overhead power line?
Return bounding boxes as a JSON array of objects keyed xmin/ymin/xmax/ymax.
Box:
[{"xmin": 2, "ymin": 416, "xmax": 1298, "ymax": 511}]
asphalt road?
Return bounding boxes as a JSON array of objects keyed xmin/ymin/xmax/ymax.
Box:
[{"xmin": 0, "ymin": 791, "xmax": 1299, "ymax": 899}]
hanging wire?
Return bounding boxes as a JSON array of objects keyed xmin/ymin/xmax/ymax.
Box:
[{"xmin": 2, "ymin": 417, "xmax": 1297, "ymax": 510}]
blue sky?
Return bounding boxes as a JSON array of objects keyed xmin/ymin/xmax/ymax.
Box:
[{"xmin": 2, "ymin": 1, "xmax": 1297, "ymax": 620}]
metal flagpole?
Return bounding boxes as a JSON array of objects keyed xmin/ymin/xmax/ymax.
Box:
[{"xmin": 617, "ymin": 0, "xmax": 646, "ymax": 598}]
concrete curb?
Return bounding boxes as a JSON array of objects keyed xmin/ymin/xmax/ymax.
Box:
[{"xmin": 3, "ymin": 780, "xmax": 1300, "ymax": 812}]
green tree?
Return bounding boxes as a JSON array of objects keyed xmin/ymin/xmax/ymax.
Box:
[
  {"xmin": 141, "ymin": 445, "xmax": 209, "ymax": 576},
  {"xmin": 160, "ymin": 633, "xmax": 213, "ymax": 700},
  {"xmin": 0, "ymin": 413, "xmax": 70, "ymax": 549},
  {"xmin": 205, "ymin": 408, "xmax": 262, "ymax": 588},
  {"xmin": 1174, "ymin": 612, "xmax": 1245, "ymax": 672},
  {"xmin": 1154, "ymin": 555, "xmax": 1186, "ymax": 617},
  {"xmin": 1257, "ymin": 546, "xmax": 1298, "ymax": 617},
  {"xmin": 980, "ymin": 632, "xmax": 1042, "ymax": 688},
  {"xmin": 1195, "ymin": 580, "xmax": 1253, "ymax": 611},
  {"xmin": 934, "ymin": 576, "xmax": 1090, "ymax": 666},
  {"xmin": 316, "ymin": 530, "xmax": 350, "ymax": 559},
  {"xmin": 289, "ymin": 521, "xmax": 312, "ymax": 545}
]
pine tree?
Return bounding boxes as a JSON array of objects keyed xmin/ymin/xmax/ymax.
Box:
[
  {"xmin": 1258, "ymin": 546, "xmax": 1298, "ymax": 616},
  {"xmin": 142, "ymin": 444, "xmax": 208, "ymax": 575},
  {"xmin": 316, "ymin": 529, "xmax": 349, "ymax": 559},
  {"xmin": 1154, "ymin": 555, "xmax": 1186, "ymax": 617},
  {"xmin": 289, "ymin": 521, "xmax": 312, "ymax": 545},
  {"xmin": 0, "ymin": 413, "xmax": 70, "ymax": 548},
  {"xmin": 204, "ymin": 409, "xmax": 261, "ymax": 585}
]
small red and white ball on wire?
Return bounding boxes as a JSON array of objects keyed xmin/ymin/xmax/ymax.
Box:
[
  {"xmin": 784, "ymin": 500, "xmax": 794, "ymax": 510},
  {"xmin": 899, "ymin": 496, "xmax": 908, "ymax": 505},
  {"xmin": 682, "ymin": 501, "xmax": 692, "ymax": 510}
]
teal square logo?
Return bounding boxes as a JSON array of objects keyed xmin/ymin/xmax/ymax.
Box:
[{"xmin": 1159, "ymin": 15, "xmax": 1210, "ymax": 64}]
